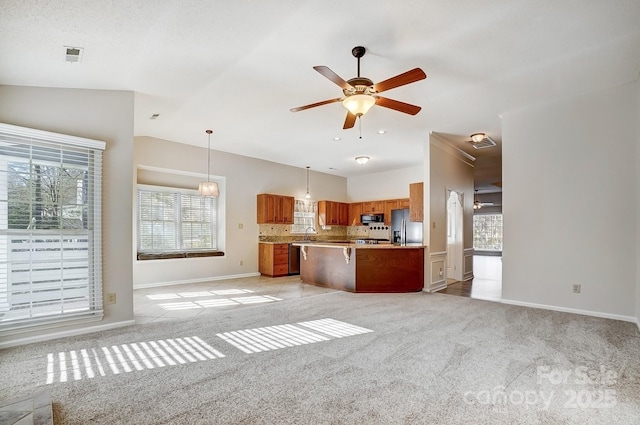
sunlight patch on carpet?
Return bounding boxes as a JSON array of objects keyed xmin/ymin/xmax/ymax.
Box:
[
  {"xmin": 146, "ymin": 288, "xmax": 254, "ymax": 300},
  {"xmin": 216, "ymin": 319, "xmax": 373, "ymax": 354},
  {"xmin": 158, "ymin": 295, "xmax": 282, "ymax": 310},
  {"xmin": 45, "ymin": 336, "xmax": 224, "ymax": 384}
]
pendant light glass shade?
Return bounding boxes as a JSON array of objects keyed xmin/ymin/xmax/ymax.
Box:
[
  {"xmin": 199, "ymin": 129, "xmax": 219, "ymax": 197},
  {"xmin": 342, "ymin": 94, "xmax": 376, "ymax": 116}
]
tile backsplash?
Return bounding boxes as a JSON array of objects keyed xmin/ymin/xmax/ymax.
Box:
[{"xmin": 258, "ymin": 224, "xmax": 381, "ymax": 242}]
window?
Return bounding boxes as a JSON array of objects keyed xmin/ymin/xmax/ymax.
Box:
[
  {"xmin": 0, "ymin": 123, "xmax": 104, "ymax": 330},
  {"xmin": 137, "ymin": 185, "xmax": 218, "ymax": 254},
  {"xmin": 473, "ymin": 214, "xmax": 503, "ymax": 251},
  {"xmin": 291, "ymin": 199, "xmax": 317, "ymax": 234}
]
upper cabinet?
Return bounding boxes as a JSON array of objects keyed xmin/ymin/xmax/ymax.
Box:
[
  {"xmin": 409, "ymin": 182, "xmax": 424, "ymax": 222},
  {"xmin": 318, "ymin": 200, "xmax": 349, "ymax": 226},
  {"xmin": 257, "ymin": 194, "xmax": 294, "ymax": 224},
  {"xmin": 361, "ymin": 201, "xmax": 384, "ymax": 214},
  {"xmin": 383, "ymin": 198, "xmax": 410, "ymax": 225},
  {"xmin": 348, "ymin": 202, "xmax": 363, "ymax": 226}
]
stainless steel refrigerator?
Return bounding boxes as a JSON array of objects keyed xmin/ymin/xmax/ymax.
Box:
[{"xmin": 391, "ymin": 208, "xmax": 423, "ymax": 245}]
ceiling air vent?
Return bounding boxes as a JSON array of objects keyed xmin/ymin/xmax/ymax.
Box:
[
  {"xmin": 64, "ymin": 46, "xmax": 84, "ymax": 63},
  {"xmin": 470, "ymin": 136, "xmax": 496, "ymax": 149}
]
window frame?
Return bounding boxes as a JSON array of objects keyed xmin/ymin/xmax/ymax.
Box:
[
  {"xmin": 0, "ymin": 122, "xmax": 105, "ymax": 333},
  {"xmin": 136, "ymin": 184, "xmax": 220, "ymax": 256}
]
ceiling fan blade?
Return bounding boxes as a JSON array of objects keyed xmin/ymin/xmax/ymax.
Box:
[
  {"xmin": 375, "ymin": 96, "xmax": 422, "ymax": 115},
  {"xmin": 343, "ymin": 112, "xmax": 357, "ymax": 129},
  {"xmin": 313, "ymin": 66, "xmax": 353, "ymax": 90},
  {"xmin": 290, "ymin": 98, "xmax": 342, "ymax": 113},
  {"xmin": 373, "ymin": 68, "xmax": 427, "ymax": 93}
]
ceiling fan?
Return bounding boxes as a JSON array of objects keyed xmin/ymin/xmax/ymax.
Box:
[
  {"xmin": 473, "ymin": 190, "xmax": 494, "ymax": 209},
  {"xmin": 290, "ymin": 46, "xmax": 427, "ymax": 129}
]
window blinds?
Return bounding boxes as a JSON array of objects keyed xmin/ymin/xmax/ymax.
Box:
[{"xmin": 0, "ymin": 123, "xmax": 105, "ymax": 331}]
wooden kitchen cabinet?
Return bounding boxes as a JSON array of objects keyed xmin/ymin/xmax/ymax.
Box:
[
  {"xmin": 348, "ymin": 202, "xmax": 362, "ymax": 226},
  {"xmin": 259, "ymin": 243, "xmax": 289, "ymax": 277},
  {"xmin": 257, "ymin": 194, "xmax": 294, "ymax": 224},
  {"xmin": 362, "ymin": 200, "xmax": 384, "ymax": 214},
  {"xmin": 318, "ymin": 200, "xmax": 349, "ymax": 226},
  {"xmin": 409, "ymin": 182, "xmax": 424, "ymax": 222}
]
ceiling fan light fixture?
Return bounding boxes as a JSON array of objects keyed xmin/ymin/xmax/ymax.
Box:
[
  {"xmin": 342, "ymin": 94, "xmax": 375, "ymax": 116},
  {"xmin": 355, "ymin": 156, "xmax": 369, "ymax": 165},
  {"xmin": 471, "ymin": 133, "xmax": 486, "ymax": 143}
]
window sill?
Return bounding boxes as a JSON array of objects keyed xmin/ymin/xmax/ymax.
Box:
[{"xmin": 137, "ymin": 251, "xmax": 225, "ymax": 260}]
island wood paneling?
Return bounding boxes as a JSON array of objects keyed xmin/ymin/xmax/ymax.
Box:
[
  {"xmin": 300, "ymin": 246, "xmax": 356, "ymax": 292},
  {"xmin": 355, "ymin": 248, "xmax": 423, "ymax": 292}
]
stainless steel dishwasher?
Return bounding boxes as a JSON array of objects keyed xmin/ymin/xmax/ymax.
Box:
[{"xmin": 288, "ymin": 243, "xmax": 300, "ymax": 275}]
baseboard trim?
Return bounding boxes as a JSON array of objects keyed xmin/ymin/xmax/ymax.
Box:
[
  {"xmin": 0, "ymin": 320, "xmax": 136, "ymax": 349},
  {"xmin": 500, "ymin": 298, "xmax": 636, "ymax": 323},
  {"xmin": 133, "ymin": 272, "xmax": 261, "ymax": 289}
]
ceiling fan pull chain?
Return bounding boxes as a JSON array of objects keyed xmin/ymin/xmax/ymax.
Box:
[{"xmin": 359, "ymin": 116, "xmax": 363, "ymax": 139}]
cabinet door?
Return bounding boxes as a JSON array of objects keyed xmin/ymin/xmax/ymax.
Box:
[
  {"xmin": 257, "ymin": 194, "xmax": 276, "ymax": 224},
  {"xmin": 348, "ymin": 202, "xmax": 362, "ymax": 226},
  {"xmin": 330, "ymin": 201, "xmax": 340, "ymax": 224},
  {"xmin": 409, "ymin": 182, "xmax": 424, "ymax": 222},
  {"xmin": 338, "ymin": 202, "xmax": 349, "ymax": 226},
  {"xmin": 362, "ymin": 201, "xmax": 383, "ymax": 214},
  {"xmin": 280, "ymin": 196, "xmax": 294, "ymax": 224},
  {"xmin": 398, "ymin": 198, "xmax": 410, "ymax": 209},
  {"xmin": 384, "ymin": 200, "xmax": 400, "ymax": 225}
]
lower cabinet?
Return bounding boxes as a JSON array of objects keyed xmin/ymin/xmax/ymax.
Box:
[{"xmin": 259, "ymin": 243, "xmax": 289, "ymax": 277}]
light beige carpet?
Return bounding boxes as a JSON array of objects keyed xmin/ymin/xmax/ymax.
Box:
[{"xmin": 1, "ymin": 291, "xmax": 639, "ymax": 424}]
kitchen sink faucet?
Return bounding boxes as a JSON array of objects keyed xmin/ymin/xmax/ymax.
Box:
[{"xmin": 304, "ymin": 227, "xmax": 316, "ymax": 241}]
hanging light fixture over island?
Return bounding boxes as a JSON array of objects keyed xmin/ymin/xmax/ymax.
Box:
[{"xmin": 199, "ymin": 129, "xmax": 219, "ymax": 197}]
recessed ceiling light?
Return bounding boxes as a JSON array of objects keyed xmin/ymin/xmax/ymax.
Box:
[
  {"xmin": 333, "ymin": 137, "xmax": 341, "ymax": 141},
  {"xmin": 377, "ymin": 130, "xmax": 386, "ymax": 134}
]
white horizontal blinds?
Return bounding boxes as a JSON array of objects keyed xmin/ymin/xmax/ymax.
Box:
[
  {"xmin": 0, "ymin": 123, "xmax": 104, "ymax": 330},
  {"xmin": 137, "ymin": 187, "xmax": 217, "ymax": 252}
]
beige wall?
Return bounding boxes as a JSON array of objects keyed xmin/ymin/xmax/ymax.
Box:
[
  {"xmin": 134, "ymin": 136, "xmax": 347, "ymax": 287},
  {"xmin": 0, "ymin": 85, "xmax": 135, "ymax": 345},
  {"xmin": 428, "ymin": 134, "xmax": 475, "ymax": 253},
  {"xmin": 502, "ymin": 81, "xmax": 637, "ymax": 319},
  {"xmin": 347, "ymin": 166, "xmax": 424, "ymax": 202}
]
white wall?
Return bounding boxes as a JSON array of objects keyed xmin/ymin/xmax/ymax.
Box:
[
  {"xmin": 502, "ymin": 81, "xmax": 637, "ymax": 320},
  {"xmin": 134, "ymin": 136, "xmax": 347, "ymax": 287},
  {"xmin": 347, "ymin": 166, "xmax": 423, "ymax": 202},
  {"xmin": 0, "ymin": 85, "xmax": 135, "ymax": 345}
]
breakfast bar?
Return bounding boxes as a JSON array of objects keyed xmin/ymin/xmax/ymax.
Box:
[{"xmin": 292, "ymin": 241, "xmax": 424, "ymax": 293}]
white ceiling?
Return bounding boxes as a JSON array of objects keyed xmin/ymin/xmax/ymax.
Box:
[{"xmin": 2, "ymin": 1, "xmax": 639, "ymax": 189}]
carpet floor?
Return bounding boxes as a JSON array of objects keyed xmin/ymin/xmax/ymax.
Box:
[{"xmin": 1, "ymin": 291, "xmax": 639, "ymax": 424}]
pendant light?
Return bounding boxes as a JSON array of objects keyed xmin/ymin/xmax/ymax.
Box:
[
  {"xmin": 198, "ymin": 129, "xmax": 219, "ymax": 197},
  {"xmin": 305, "ymin": 166, "xmax": 311, "ymax": 199}
]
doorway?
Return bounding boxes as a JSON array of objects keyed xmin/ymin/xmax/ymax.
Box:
[{"xmin": 446, "ymin": 189, "xmax": 463, "ymax": 282}]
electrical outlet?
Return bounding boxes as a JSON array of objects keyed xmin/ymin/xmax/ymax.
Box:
[
  {"xmin": 572, "ymin": 284, "xmax": 581, "ymax": 294},
  {"xmin": 106, "ymin": 292, "xmax": 116, "ymax": 304},
  {"xmin": 240, "ymin": 260, "xmax": 244, "ymax": 266}
]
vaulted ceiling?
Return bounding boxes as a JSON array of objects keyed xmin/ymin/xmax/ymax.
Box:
[{"xmin": 2, "ymin": 1, "xmax": 639, "ymax": 191}]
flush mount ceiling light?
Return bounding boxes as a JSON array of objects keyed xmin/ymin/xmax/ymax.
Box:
[
  {"xmin": 355, "ymin": 156, "xmax": 370, "ymax": 165},
  {"xmin": 470, "ymin": 133, "xmax": 486, "ymax": 143},
  {"xmin": 198, "ymin": 129, "xmax": 219, "ymax": 197},
  {"xmin": 305, "ymin": 166, "xmax": 311, "ymax": 199},
  {"xmin": 377, "ymin": 130, "xmax": 386, "ymax": 134}
]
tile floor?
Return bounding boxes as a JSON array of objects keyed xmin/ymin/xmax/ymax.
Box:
[{"xmin": 134, "ymin": 274, "xmax": 338, "ymax": 324}]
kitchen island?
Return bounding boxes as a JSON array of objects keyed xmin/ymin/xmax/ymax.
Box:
[{"xmin": 292, "ymin": 242, "xmax": 424, "ymax": 293}]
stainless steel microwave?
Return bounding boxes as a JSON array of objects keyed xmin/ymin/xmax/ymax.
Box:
[{"xmin": 361, "ymin": 214, "xmax": 384, "ymax": 225}]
